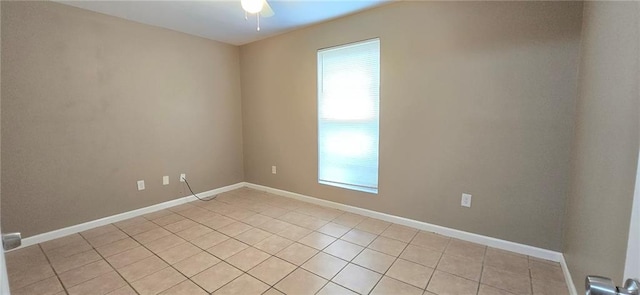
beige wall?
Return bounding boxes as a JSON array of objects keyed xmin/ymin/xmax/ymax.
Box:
[
  {"xmin": 1, "ymin": 1, "xmax": 244, "ymax": 237},
  {"xmin": 563, "ymin": 1, "xmax": 640, "ymax": 290},
  {"xmin": 241, "ymin": 1, "xmax": 583, "ymax": 251}
]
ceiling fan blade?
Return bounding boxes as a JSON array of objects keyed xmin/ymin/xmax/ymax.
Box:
[{"xmin": 261, "ymin": 0, "xmax": 274, "ymax": 17}]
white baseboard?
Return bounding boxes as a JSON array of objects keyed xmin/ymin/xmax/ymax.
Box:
[
  {"xmin": 13, "ymin": 181, "xmax": 564, "ymax": 261},
  {"xmin": 245, "ymin": 182, "xmax": 564, "ymax": 262},
  {"xmin": 560, "ymin": 255, "xmax": 579, "ymax": 295},
  {"xmin": 10, "ymin": 180, "xmax": 575, "ymax": 293},
  {"xmin": 247, "ymin": 182, "xmax": 581, "ymax": 292},
  {"xmin": 0, "ymin": 240, "xmax": 9, "ymax": 295},
  {"xmin": 12, "ymin": 182, "xmax": 245, "ymax": 251}
]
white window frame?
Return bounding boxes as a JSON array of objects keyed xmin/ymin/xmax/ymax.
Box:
[{"xmin": 317, "ymin": 38, "xmax": 380, "ymax": 194}]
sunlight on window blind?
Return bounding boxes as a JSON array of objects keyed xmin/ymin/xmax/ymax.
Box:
[{"xmin": 318, "ymin": 38, "xmax": 380, "ymax": 194}]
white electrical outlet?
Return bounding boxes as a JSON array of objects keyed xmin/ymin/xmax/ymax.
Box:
[
  {"xmin": 137, "ymin": 180, "xmax": 145, "ymax": 191},
  {"xmin": 272, "ymin": 166, "xmax": 277, "ymax": 174},
  {"xmin": 163, "ymin": 176, "xmax": 169, "ymax": 185},
  {"xmin": 180, "ymin": 173, "xmax": 186, "ymax": 182},
  {"xmin": 461, "ymin": 193, "xmax": 472, "ymax": 208}
]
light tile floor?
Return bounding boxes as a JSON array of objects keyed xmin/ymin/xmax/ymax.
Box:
[{"xmin": 6, "ymin": 188, "xmax": 570, "ymax": 295}]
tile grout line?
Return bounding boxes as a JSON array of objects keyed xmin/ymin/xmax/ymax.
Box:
[
  {"xmin": 200, "ymin": 230, "xmax": 324, "ymax": 293},
  {"xmin": 11, "ymin": 189, "xmax": 564, "ymax": 295},
  {"xmin": 310, "ymin": 215, "xmax": 372, "ymax": 294},
  {"xmin": 156, "ymin": 196, "xmax": 337, "ymax": 294},
  {"xmin": 270, "ymin": 216, "xmax": 445, "ymax": 294},
  {"xmin": 475, "ymin": 246, "xmax": 488, "ymax": 295},
  {"xmin": 377, "ymin": 227, "xmax": 428, "ymax": 294},
  {"xmin": 185, "ymin": 210, "xmax": 295, "ymax": 293},
  {"xmin": 142, "ymin": 207, "xmax": 272, "ymax": 292},
  {"xmin": 14, "ymin": 239, "xmax": 86, "ymax": 292},
  {"xmin": 113, "ymin": 223, "xmax": 186, "ymax": 294},
  {"xmin": 75, "ymin": 231, "xmax": 141, "ymax": 295},
  {"xmin": 222, "ymin": 194, "xmax": 353, "ymax": 294},
  {"xmin": 271, "ymin": 226, "xmax": 355, "ymax": 293},
  {"xmin": 317, "ymin": 221, "xmax": 395, "ymax": 295},
  {"xmin": 530, "ymin": 266, "xmax": 535, "ymax": 295},
  {"xmin": 268, "ymin": 213, "xmax": 369, "ymax": 294},
  {"xmin": 360, "ymin": 222, "xmax": 402, "ymax": 295},
  {"xmin": 127, "ymin": 210, "xmax": 221, "ymax": 294},
  {"xmin": 30, "ymin": 195, "xmax": 306, "ymax": 293},
  {"xmin": 149, "ymin": 201, "xmax": 278, "ymax": 293},
  {"xmin": 37, "ymin": 243, "xmax": 70, "ymax": 295},
  {"xmin": 35, "ymin": 228, "xmax": 139, "ymax": 294},
  {"xmin": 40, "ymin": 236, "xmax": 125, "ymax": 294},
  {"xmin": 337, "ymin": 222, "xmax": 452, "ymax": 294},
  {"xmin": 481, "ymin": 249, "xmax": 537, "ymax": 295},
  {"xmin": 72, "ymin": 212, "xmax": 215, "ymax": 294},
  {"xmin": 430, "ymin": 238, "xmax": 453, "ymax": 295},
  {"xmin": 157, "ymin": 197, "xmax": 286, "ymax": 293},
  {"xmin": 307, "ymin": 231, "xmax": 363, "ymax": 294}
]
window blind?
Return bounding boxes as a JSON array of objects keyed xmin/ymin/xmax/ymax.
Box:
[{"xmin": 317, "ymin": 38, "xmax": 380, "ymax": 194}]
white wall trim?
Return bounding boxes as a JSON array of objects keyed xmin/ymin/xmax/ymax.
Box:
[
  {"xmin": 0, "ymin": 244, "xmax": 9, "ymax": 295},
  {"xmin": 11, "ymin": 182, "xmax": 245, "ymax": 251},
  {"xmin": 9, "ymin": 180, "xmax": 575, "ymax": 291},
  {"xmin": 247, "ymin": 183, "xmax": 581, "ymax": 292},
  {"xmin": 561, "ymin": 255, "xmax": 579, "ymax": 295},
  {"xmin": 245, "ymin": 182, "xmax": 564, "ymax": 262},
  {"xmin": 10, "ymin": 182, "xmax": 566, "ymax": 261},
  {"xmin": 623, "ymin": 149, "xmax": 640, "ymax": 280}
]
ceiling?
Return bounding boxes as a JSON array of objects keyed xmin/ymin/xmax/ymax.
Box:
[{"xmin": 57, "ymin": 0, "xmax": 391, "ymax": 45}]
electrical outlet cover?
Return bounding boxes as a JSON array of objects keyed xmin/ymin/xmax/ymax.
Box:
[
  {"xmin": 180, "ymin": 173, "xmax": 186, "ymax": 182},
  {"xmin": 137, "ymin": 180, "xmax": 145, "ymax": 191},
  {"xmin": 163, "ymin": 176, "xmax": 169, "ymax": 185},
  {"xmin": 461, "ymin": 193, "xmax": 472, "ymax": 208}
]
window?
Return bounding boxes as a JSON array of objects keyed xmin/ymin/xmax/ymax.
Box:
[{"xmin": 317, "ymin": 38, "xmax": 380, "ymax": 194}]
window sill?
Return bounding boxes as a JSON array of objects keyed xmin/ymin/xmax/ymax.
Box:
[{"xmin": 319, "ymin": 180, "xmax": 378, "ymax": 194}]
